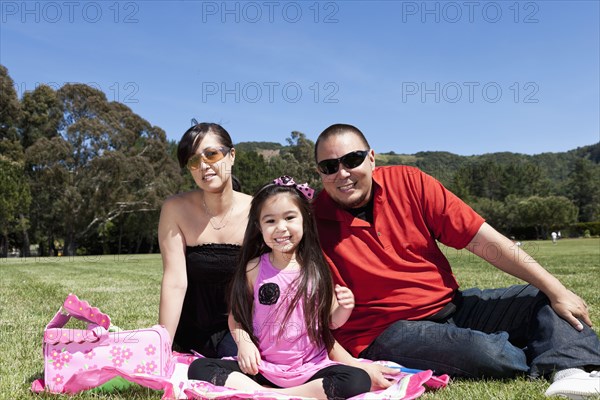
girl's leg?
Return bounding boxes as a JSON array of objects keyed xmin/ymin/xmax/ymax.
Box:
[
  {"xmin": 274, "ymin": 365, "xmax": 370, "ymax": 399},
  {"xmin": 188, "ymin": 358, "xmax": 276, "ymax": 390},
  {"xmin": 189, "ymin": 359, "xmax": 371, "ymax": 399}
]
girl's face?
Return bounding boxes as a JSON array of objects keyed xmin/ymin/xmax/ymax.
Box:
[
  {"xmin": 258, "ymin": 193, "xmax": 304, "ymax": 258},
  {"xmin": 188, "ymin": 132, "xmax": 235, "ymax": 192}
]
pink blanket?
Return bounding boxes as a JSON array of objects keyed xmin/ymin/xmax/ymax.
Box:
[{"xmin": 34, "ymin": 353, "xmax": 448, "ymax": 399}]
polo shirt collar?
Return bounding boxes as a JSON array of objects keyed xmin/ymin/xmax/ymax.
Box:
[{"xmin": 315, "ymin": 169, "xmax": 385, "ymax": 225}]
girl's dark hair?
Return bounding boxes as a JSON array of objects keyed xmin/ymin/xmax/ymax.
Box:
[
  {"xmin": 229, "ymin": 182, "xmax": 335, "ymax": 351},
  {"xmin": 177, "ymin": 122, "xmax": 241, "ymax": 191}
]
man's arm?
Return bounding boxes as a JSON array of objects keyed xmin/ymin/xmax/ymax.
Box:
[{"xmin": 465, "ymin": 222, "xmax": 592, "ymax": 330}]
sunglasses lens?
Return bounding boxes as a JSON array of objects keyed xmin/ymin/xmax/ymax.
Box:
[
  {"xmin": 187, "ymin": 147, "xmax": 228, "ymax": 170},
  {"xmin": 202, "ymin": 148, "xmax": 225, "ymax": 163},
  {"xmin": 318, "ymin": 159, "xmax": 340, "ymax": 175},
  {"xmin": 341, "ymin": 151, "xmax": 368, "ymax": 169},
  {"xmin": 187, "ymin": 154, "xmax": 202, "ymax": 170},
  {"xmin": 318, "ymin": 151, "xmax": 368, "ymax": 175}
]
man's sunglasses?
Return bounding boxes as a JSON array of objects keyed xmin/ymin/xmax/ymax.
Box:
[
  {"xmin": 187, "ymin": 146, "xmax": 231, "ymax": 170},
  {"xmin": 317, "ymin": 150, "xmax": 370, "ymax": 175}
]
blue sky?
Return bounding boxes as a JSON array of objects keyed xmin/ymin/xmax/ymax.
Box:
[{"xmin": 1, "ymin": 1, "xmax": 599, "ymax": 155}]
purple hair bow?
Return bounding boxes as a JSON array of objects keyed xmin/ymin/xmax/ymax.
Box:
[{"xmin": 273, "ymin": 175, "xmax": 315, "ymax": 200}]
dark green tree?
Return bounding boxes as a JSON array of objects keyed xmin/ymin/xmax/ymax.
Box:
[
  {"xmin": 25, "ymin": 136, "xmax": 73, "ymax": 256},
  {"xmin": 0, "ymin": 148, "xmax": 31, "ymax": 256},
  {"xmin": 280, "ymin": 131, "xmax": 320, "ymax": 190},
  {"xmin": 20, "ymin": 84, "xmax": 62, "ymax": 149},
  {"xmin": 566, "ymin": 158, "xmax": 600, "ymax": 222},
  {"xmin": 28, "ymin": 83, "xmax": 183, "ymax": 255},
  {"xmin": 236, "ymin": 151, "xmax": 271, "ymax": 194},
  {"xmin": 515, "ymin": 196, "xmax": 578, "ymax": 239},
  {"xmin": 0, "ymin": 65, "xmax": 21, "ymax": 141}
]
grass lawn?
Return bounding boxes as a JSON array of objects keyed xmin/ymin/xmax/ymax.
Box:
[{"xmin": 1, "ymin": 238, "xmax": 598, "ymax": 400}]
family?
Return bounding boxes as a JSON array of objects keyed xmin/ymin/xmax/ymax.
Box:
[{"xmin": 158, "ymin": 122, "xmax": 600, "ymax": 399}]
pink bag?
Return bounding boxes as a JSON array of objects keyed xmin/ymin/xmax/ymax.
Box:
[{"xmin": 35, "ymin": 294, "xmax": 173, "ymax": 394}]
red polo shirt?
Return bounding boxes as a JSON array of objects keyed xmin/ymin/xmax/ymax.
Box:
[{"xmin": 314, "ymin": 166, "xmax": 485, "ymax": 356}]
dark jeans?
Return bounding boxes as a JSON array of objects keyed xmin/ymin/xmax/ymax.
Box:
[
  {"xmin": 188, "ymin": 358, "xmax": 371, "ymax": 399},
  {"xmin": 359, "ymin": 285, "xmax": 600, "ymax": 379}
]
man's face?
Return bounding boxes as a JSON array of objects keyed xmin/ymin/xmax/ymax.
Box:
[{"xmin": 316, "ymin": 132, "xmax": 375, "ymax": 209}]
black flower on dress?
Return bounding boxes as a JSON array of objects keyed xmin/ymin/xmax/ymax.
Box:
[{"xmin": 258, "ymin": 283, "xmax": 280, "ymax": 305}]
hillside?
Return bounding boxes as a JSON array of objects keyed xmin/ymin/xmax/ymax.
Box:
[{"xmin": 235, "ymin": 140, "xmax": 599, "ymax": 190}]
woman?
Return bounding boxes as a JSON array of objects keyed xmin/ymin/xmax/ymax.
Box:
[{"xmin": 158, "ymin": 122, "xmax": 252, "ymax": 357}]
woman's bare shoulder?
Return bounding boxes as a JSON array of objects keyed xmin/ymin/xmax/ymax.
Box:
[
  {"xmin": 163, "ymin": 191, "xmax": 197, "ymax": 207},
  {"xmin": 160, "ymin": 191, "xmax": 199, "ymax": 220}
]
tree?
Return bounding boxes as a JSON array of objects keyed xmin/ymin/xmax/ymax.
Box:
[
  {"xmin": 470, "ymin": 198, "xmax": 508, "ymax": 233},
  {"xmin": 24, "ymin": 83, "xmax": 182, "ymax": 255},
  {"xmin": 235, "ymin": 151, "xmax": 270, "ymax": 194},
  {"xmin": 0, "ymin": 65, "xmax": 21, "ymax": 141},
  {"xmin": 280, "ymin": 131, "xmax": 320, "ymax": 190},
  {"xmin": 515, "ymin": 196, "xmax": 578, "ymax": 239},
  {"xmin": 20, "ymin": 84, "xmax": 62, "ymax": 149},
  {"xmin": 566, "ymin": 158, "xmax": 600, "ymax": 222},
  {"xmin": 0, "ymin": 151, "xmax": 31, "ymax": 256},
  {"xmin": 25, "ymin": 136, "xmax": 73, "ymax": 256}
]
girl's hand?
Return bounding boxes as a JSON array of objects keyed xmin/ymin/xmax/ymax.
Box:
[
  {"xmin": 359, "ymin": 363, "xmax": 400, "ymax": 390},
  {"xmin": 237, "ymin": 339, "xmax": 261, "ymax": 375},
  {"xmin": 335, "ymin": 285, "xmax": 355, "ymax": 310}
]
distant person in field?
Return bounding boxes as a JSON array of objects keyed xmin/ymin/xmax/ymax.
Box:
[
  {"xmin": 312, "ymin": 123, "xmax": 600, "ymax": 398},
  {"xmin": 158, "ymin": 122, "xmax": 251, "ymax": 357},
  {"xmin": 552, "ymin": 231, "xmax": 558, "ymax": 245}
]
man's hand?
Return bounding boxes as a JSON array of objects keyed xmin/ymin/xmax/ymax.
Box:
[{"xmin": 551, "ymin": 289, "xmax": 593, "ymax": 331}]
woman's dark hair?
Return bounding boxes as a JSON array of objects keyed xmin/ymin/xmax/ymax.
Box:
[
  {"xmin": 177, "ymin": 122, "xmax": 241, "ymax": 191},
  {"xmin": 229, "ymin": 182, "xmax": 335, "ymax": 351}
]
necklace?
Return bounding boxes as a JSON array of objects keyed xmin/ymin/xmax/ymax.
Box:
[{"xmin": 202, "ymin": 195, "xmax": 234, "ymax": 231}]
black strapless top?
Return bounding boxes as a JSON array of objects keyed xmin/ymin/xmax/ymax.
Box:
[{"xmin": 173, "ymin": 243, "xmax": 240, "ymax": 354}]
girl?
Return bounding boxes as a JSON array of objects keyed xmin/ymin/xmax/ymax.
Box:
[
  {"xmin": 188, "ymin": 176, "xmax": 371, "ymax": 399},
  {"xmin": 159, "ymin": 122, "xmax": 252, "ymax": 357}
]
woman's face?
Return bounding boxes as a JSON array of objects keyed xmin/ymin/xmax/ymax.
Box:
[{"xmin": 188, "ymin": 132, "xmax": 235, "ymax": 192}]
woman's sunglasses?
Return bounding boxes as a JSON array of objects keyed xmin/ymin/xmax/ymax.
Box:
[
  {"xmin": 317, "ymin": 150, "xmax": 370, "ymax": 175},
  {"xmin": 187, "ymin": 146, "xmax": 231, "ymax": 170}
]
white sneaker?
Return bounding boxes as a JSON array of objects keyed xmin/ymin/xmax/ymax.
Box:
[{"xmin": 545, "ymin": 369, "xmax": 600, "ymax": 399}]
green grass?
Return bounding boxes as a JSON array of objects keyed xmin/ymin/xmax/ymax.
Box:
[{"xmin": 1, "ymin": 239, "xmax": 598, "ymax": 399}]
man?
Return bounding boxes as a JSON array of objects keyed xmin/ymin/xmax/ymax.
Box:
[{"xmin": 313, "ymin": 123, "xmax": 600, "ymax": 398}]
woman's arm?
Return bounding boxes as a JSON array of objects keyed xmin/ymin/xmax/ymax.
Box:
[{"xmin": 158, "ymin": 199, "xmax": 188, "ymax": 341}]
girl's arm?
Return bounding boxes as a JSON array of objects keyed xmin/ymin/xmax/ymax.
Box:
[
  {"xmin": 230, "ymin": 259, "xmax": 262, "ymax": 375},
  {"xmin": 158, "ymin": 199, "xmax": 188, "ymax": 341},
  {"xmin": 330, "ymin": 284, "xmax": 354, "ymax": 329}
]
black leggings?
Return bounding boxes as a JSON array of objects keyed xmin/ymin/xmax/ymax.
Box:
[{"xmin": 188, "ymin": 358, "xmax": 371, "ymax": 399}]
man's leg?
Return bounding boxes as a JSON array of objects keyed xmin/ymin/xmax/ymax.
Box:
[
  {"xmin": 359, "ymin": 318, "xmax": 528, "ymax": 378},
  {"xmin": 360, "ymin": 284, "xmax": 600, "ymax": 379},
  {"xmin": 453, "ymin": 285, "xmax": 600, "ymax": 378}
]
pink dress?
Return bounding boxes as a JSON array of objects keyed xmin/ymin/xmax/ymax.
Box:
[{"xmin": 252, "ymin": 253, "xmax": 337, "ymax": 387}]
